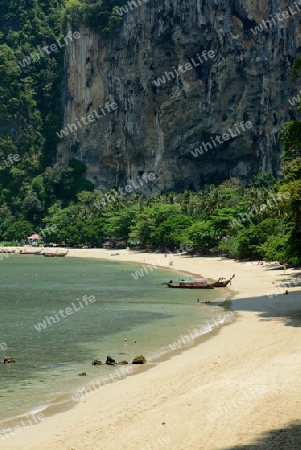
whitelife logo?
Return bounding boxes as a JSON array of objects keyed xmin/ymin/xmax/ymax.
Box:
[
  {"xmin": 116, "ymin": 0, "xmax": 150, "ymax": 17},
  {"xmin": 72, "ymin": 365, "xmax": 134, "ymax": 402},
  {"xmin": 33, "ymin": 295, "xmax": 96, "ymax": 332},
  {"xmin": 0, "ymin": 153, "xmax": 20, "ymax": 171},
  {"xmin": 251, "ymin": 3, "xmax": 301, "ymax": 35},
  {"xmin": 206, "ymin": 386, "xmax": 270, "ymax": 421},
  {"xmin": 1, "ymin": 413, "xmax": 45, "ymax": 442},
  {"xmin": 191, "ymin": 121, "xmax": 253, "ymax": 157},
  {"xmin": 153, "ymin": 50, "xmax": 215, "ymax": 87},
  {"xmin": 56, "ymin": 101, "xmax": 118, "ymax": 139},
  {"xmin": 17, "ymin": 31, "xmax": 81, "ymax": 68},
  {"xmin": 288, "ymin": 89, "xmax": 301, "ymax": 106},
  {"xmin": 169, "ymin": 312, "xmax": 235, "ymax": 351},
  {"xmin": 94, "ymin": 173, "xmax": 156, "ymax": 210}
]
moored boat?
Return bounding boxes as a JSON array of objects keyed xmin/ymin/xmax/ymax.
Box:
[
  {"xmin": 20, "ymin": 249, "xmax": 43, "ymax": 255},
  {"xmin": 166, "ymin": 280, "xmax": 215, "ymax": 289},
  {"xmin": 214, "ymin": 274, "xmax": 235, "ymax": 287},
  {"xmin": 0, "ymin": 248, "xmax": 16, "ymax": 253},
  {"xmin": 55, "ymin": 252, "xmax": 68, "ymax": 257},
  {"xmin": 43, "ymin": 250, "xmax": 68, "ymax": 257}
]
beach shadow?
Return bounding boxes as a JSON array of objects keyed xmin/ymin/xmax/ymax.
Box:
[
  {"xmin": 259, "ymin": 310, "xmax": 301, "ymax": 327},
  {"xmin": 222, "ymin": 421, "xmax": 301, "ymax": 450},
  {"xmin": 232, "ymin": 297, "xmax": 301, "ymax": 328},
  {"xmin": 231, "ymin": 268, "xmax": 301, "ymax": 328}
]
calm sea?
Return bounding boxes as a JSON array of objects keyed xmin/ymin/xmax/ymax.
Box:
[{"xmin": 0, "ymin": 255, "xmax": 228, "ymax": 429}]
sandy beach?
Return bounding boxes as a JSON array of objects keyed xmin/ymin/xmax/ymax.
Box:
[{"xmin": 3, "ymin": 249, "xmax": 301, "ymax": 449}]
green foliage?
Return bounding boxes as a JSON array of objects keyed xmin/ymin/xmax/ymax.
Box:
[
  {"xmin": 65, "ymin": 0, "xmax": 85, "ymax": 26},
  {"xmin": 279, "ymin": 111, "xmax": 301, "ymax": 258},
  {"xmin": 237, "ymin": 218, "xmax": 283, "ymax": 259},
  {"xmin": 32, "ymin": 175, "xmax": 46, "ymax": 201},
  {"xmin": 186, "ymin": 220, "xmax": 217, "ymax": 253},
  {"xmin": 65, "ymin": 0, "xmax": 126, "ymax": 36},
  {"xmin": 27, "ymin": 177, "xmax": 297, "ymax": 265},
  {"xmin": 217, "ymin": 236, "xmax": 240, "ymax": 258},
  {"xmin": 129, "ymin": 204, "xmax": 183, "ymax": 247},
  {"xmin": 292, "ymin": 58, "xmax": 301, "ymax": 81},
  {"xmin": 0, "ymin": 0, "xmax": 67, "ymax": 225},
  {"xmin": 4, "ymin": 220, "xmax": 34, "ymax": 242},
  {"xmin": 281, "ymin": 158, "xmax": 301, "ymax": 183},
  {"xmin": 280, "ymin": 121, "xmax": 301, "ymax": 162},
  {"xmin": 259, "ymin": 233, "xmax": 291, "ymax": 264},
  {"xmin": 248, "ymin": 171, "xmax": 277, "ymax": 189}
]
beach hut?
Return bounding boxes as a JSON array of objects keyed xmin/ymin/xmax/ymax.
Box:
[{"xmin": 27, "ymin": 233, "xmax": 42, "ymax": 245}]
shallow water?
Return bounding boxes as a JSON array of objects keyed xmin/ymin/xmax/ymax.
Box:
[{"xmin": 0, "ymin": 255, "xmax": 226, "ymax": 426}]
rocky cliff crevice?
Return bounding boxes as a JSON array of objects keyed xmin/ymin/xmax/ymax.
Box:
[{"xmin": 57, "ymin": 0, "xmax": 301, "ymax": 192}]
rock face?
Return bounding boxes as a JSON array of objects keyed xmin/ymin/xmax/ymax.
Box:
[{"xmin": 58, "ymin": 0, "xmax": 301, "ymax": 191}]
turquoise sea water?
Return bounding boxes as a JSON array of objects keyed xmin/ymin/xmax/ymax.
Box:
[{"xmin": 0, "ymin": 255, "xmax": 227, "ymax": 428}]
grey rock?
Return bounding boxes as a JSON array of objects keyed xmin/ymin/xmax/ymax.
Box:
[{"xmin": 58, "ymin": 1, "xmax": 300, "ymax": 190}]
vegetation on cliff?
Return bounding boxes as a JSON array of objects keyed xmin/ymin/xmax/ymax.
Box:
[
  {"xmin": 0, "ymin": 0, "xmax": 93, "ymax": 238},
  {"xmin": 65, "ymin": 0, "xmax": 126, "ymax": 36}
]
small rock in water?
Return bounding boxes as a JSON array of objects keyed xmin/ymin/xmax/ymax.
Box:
[
  {"xmin": 4, "ymin": 356, "xmax": 15, "ymax": 364},
  {"xmin": 92, "ymin": 360, "xmax": 102, "ymax": 365},
  {"xmin": 106, "ymin": 356, "xmax": 115, "ymax": 365},
  {"xmin": 78, "ymin": 372, "xmax": 86, "ymax": 376},
  {"xmin": 132, "ymin": 355, "xmax": 147, "ymax": 364}
]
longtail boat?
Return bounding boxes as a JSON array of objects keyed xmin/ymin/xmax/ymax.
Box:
[
  {"xmin": 43, "ymin": 250, "xmax": 68, "ymax": 257},
  {"xmin": 166, "ymin": 280, "xmax": 215, "ymax": 289},
  {"xmin": 20, "ymin": 249, "xmax": 43, "ymax": 255},
  {"xmin": 214, "ymin": 274, "xmax": 235, "ymax": 287},
  {"xmin": 55, "ymin": 251, "xmax": 68, "ymax": 257}
]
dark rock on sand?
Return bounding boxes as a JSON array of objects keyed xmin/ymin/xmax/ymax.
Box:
[
  {"xmin": 106, "ymin": 356, "xmax": 115, "ymax": 365},
  {"xmin": 118, "ymin": 360, "xmax": 128, "ymax": 365},
  {"xmin": 132, "ymin": 355, "xmax": 147, "ymax": 364},
  {"xmin": 92, "ymin": 360, "xmax": 102, "ymax": 365}
]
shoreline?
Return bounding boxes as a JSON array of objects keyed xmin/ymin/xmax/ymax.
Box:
[
  {"xmin": 0, "ymin": 253, "xmax": 231, "ymax": 430},
  {"xmin": 0, "ymin": 252, "xmax": 228, "ymax": 427},
  {"xmin": 3, "ymin": 250, "xmax": 301, "ymax": 449},
  {"xmin": 0, "ymin": 315, "xmax": 232, "ymax": 436}
]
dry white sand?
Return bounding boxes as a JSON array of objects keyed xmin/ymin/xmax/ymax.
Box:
[{"xmin": 3, "ymin": 249, "xmax": 301, "ymax": 449}]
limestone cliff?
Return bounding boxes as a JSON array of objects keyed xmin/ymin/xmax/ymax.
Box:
[{"xmin": 57, "ymin": 0, "xmax": 301, "ymax": 193}]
